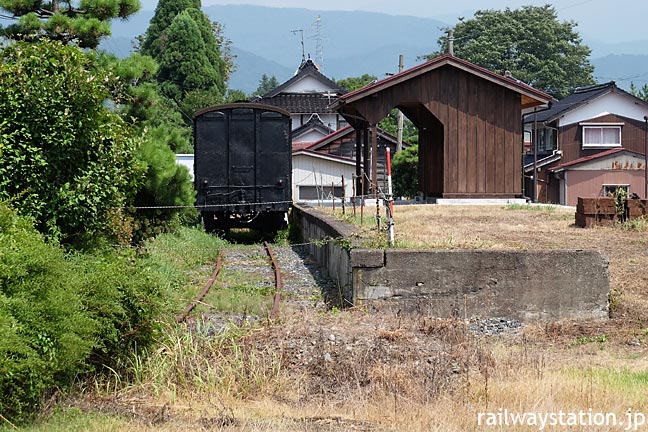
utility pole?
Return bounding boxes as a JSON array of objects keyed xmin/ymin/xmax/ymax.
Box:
[
  {"xmin": 447, "ymin": 29, "xmax": 455, "ymax": 56},
  {"xmin": 533, "ymin": 108, "xmax": 538, "ymax": 203},
  {"xmin": 396, "ymin": 54, "xmax": 404, "ymax": 152}
]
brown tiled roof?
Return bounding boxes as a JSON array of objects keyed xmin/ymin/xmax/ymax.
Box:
[{"xmin": 256, "ymin": 93, "xmax": 339, "ymax": 113}]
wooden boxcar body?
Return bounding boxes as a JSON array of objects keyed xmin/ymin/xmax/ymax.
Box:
[{"xmin": 194, "ymin": 103, "xmax": 292, "ymax": 232}]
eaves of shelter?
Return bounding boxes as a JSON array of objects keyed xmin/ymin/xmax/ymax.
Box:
[{"xmin": 305, "ymin": 125, "xmax": 411, "ymax": 152}]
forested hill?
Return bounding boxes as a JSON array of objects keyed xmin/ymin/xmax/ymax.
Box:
[
  {"xmin": 102, "ymin": 4, "xmax": 446, "ymax": 92},
  {"xmin": 102, "ymin": 4, "xmax": 648, "ymax": 94}
]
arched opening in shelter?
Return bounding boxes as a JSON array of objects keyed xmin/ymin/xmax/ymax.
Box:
[{"xmin": 398, "ymin": 103, "xmax": 444, "ymax": 197}]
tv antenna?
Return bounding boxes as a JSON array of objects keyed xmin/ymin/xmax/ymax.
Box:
[{"xmin": 291, "ymin": 29, "xmax": 305, "ymax": 62}]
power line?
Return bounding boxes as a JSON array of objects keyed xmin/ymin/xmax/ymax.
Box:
[{"xmin": 557, "ymin": 0, "xmax": 596, "ymax": 11}]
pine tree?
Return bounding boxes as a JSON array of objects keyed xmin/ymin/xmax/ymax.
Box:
[{"xmin": 0, "ymin": 0, "xmax": 140, "ymax": 48}]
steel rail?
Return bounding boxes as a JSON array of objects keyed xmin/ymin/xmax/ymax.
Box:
[
  {"xmin": 176, "ymin": 251, "xmax": 224, "ymax": 323},
  {"xmin": 264, "ymin": 241, "xmax": 283, "ymax": 320}
]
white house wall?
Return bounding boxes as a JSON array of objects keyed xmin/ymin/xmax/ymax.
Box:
[
  {"xmin": 292, "ymin": 154, "xmax": 355, "ymax": 200},
  {"xmin": 175, "ymin": 154, "xmax": 194, "ymax": 180},
  {"xmin": 560, "ymin": 92, "xmax": 648, "ymax": 126},
  {"xmin": 284, "ymin": 75, "xmax": 337, "ymax": 93}
]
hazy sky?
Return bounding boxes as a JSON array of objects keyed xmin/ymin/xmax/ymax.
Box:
[{"xmin": 201, "ymin": 0, "xmax": 646, "ymax": 42}]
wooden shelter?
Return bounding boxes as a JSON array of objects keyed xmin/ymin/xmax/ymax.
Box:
[{"xmin": 330, "ymin": 54, "xmax": 552, "ymax": 199}]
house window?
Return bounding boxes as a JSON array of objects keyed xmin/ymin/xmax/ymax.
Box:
[
  {"xmin": 582, "ymin": 126, "xmax": 621, "ymax": 148},
  {"xmin": 602, "ymin": 184, "xmax": 629, "ymax": 197},
  {"xmin": 299, "ymin": 186, "xmax": 345, "ymax": 200},
  {"xmin": 525, "ymin": 127, "xmax": 557, "ymax": 154},
  {"xmin": 537, "ymin": 128, "xmax": 557, "ymax": 153}
]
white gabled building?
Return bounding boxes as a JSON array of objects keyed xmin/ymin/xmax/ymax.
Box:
[
  {"xmin": 292, "ymin": 150, "xmax": 356, "ymax": 202},
  {"xmin": 253, "ymin": 58, "xmax": 348, "ymax": 134}
]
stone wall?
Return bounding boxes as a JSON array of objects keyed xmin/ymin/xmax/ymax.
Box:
[{"xmin": 292, "ymin": 204, "xmax": 610, "ymax": 321}]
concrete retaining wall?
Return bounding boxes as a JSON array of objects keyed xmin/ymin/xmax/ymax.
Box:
[
  {"xmin": 292, "ymin": 204, "xmax": 610, "ymax": 321},
  {"xmin": 290, "ymin": 204, "xmax": 356, "ymax": 305}
]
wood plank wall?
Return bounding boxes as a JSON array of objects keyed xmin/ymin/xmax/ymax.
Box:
[{"xmin": 348, "ymin": 65, "xmax": 523, "ymax": 197}]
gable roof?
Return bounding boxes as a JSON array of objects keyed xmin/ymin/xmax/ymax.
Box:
[
  {"xmin": 292, "ymin": 114, "xmax": 336, "ymax": 140},
  {"xmin": 262, "ymin": 59, "xmax": 346, "ymax": 98},
  {"xmin": 292, "ymin": 149, "xmax": 357, "ymax": 166},
  {"xmin": 331, "ymin": 53, "xmax": 552, "ymax": 111},
  {"xmin": 526, "ymin": 81, "xmax": 648, "ymax": 124},
  {"xmin": 549, "ymin": 148, "xmax": 646, "ymax": 172}
]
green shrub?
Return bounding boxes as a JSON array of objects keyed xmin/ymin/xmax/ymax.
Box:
[
  {"xmin": 0, "ymin": 41, "xmax": 143, "ymax": 244},
  {"xmin": 392, "ymin": 144, "xmax": 419, "ymax": 198},
  {"xmin": 0, "ymin": 204, "xmax": 190, "ymax": 422},
  {"xmin": 0, "ymin": 205, "xmax": 96, "ymax": 421}
]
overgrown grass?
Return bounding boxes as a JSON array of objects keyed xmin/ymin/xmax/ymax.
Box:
[
  {"xmin": 114, "ymin": 322, "xmax": 283, "ymax": 399},
  {"xmin": 11, "ymin": 408, "xmax": 127, "ymax": 432},
  {"xmin": 142, "ymin": 226, "xmax": 227, "ymax": 306},
  {"xmin": 0, "ymin": 208, "xmax": 228, "ymax": 425},
  {"xmin": 504, "ymin": 203, "xmax": 557, "ymax": 212},
  {"xmin": 618, "ymin": 215, "xmax": 648, "ymax": 232}
]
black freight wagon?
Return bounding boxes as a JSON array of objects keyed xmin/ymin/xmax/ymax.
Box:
[{"xmin": 194, "ymin": 103, "xmax": 292, "ymax": 233}]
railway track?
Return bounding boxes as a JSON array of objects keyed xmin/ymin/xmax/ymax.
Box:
[{"xmin": 176, "ymin": 241, "xmax": 324, "ymax": 324}]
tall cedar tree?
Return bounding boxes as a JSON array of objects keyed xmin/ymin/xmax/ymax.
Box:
[
  {"xmin": 140, "ymin": 0, "xmax": 200, "ymax": 58},
  {"xmin": 0, "ymin": 0, "xmax": 140, "ymax": 48},
  {"xmin": 253, "ymin": 74, "xmax": 280, "ymax": 96},
  {"xmin": 429, "ymin": 5, "xmax": 594, "ymax": 98},
  {"xmin": 157, "ymin": 9, "xmax": 224, "ymax": 98},
  {"xmin": 141, "ymin": 0, "xmax": 227, "ymax": 110}
]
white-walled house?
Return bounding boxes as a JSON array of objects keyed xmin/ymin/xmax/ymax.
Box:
[
  {"xmin": 253, "ymin": 58, "xmax": 347, "ymax": 134},
  {"xmin": 176, "ymin": 154, "xmax": 194, "ymax": 179},
  {"xmin": 292, "ymin": 149, "xmax": 356, "ymax": 201}
]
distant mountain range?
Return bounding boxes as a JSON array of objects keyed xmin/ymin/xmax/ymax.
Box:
[{"xmin": 101, "ymin": 4, "xmax": 648, "ymax": 94}]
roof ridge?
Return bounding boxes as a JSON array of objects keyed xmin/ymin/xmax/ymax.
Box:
[{"xmin": 574, "ymin": 81, "xmax": 615, "ymax": 94}]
